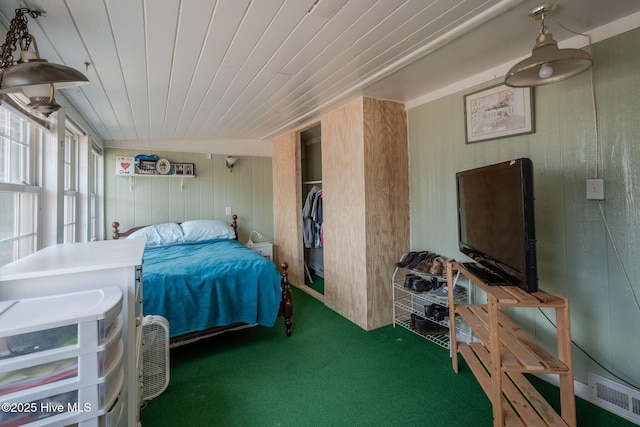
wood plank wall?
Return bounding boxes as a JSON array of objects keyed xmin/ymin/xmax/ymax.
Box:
[
  {"xmin": 322, "ymin": 97, "xmax": 409, "ymax": 330},
  {"xmin": 272, "ymin": 132, "xmax": 304, "ymax": 287},
  {"xmin": 272, "ymin": 97, "xmax": 409, "ymax": 330},
  {"xmin": 363, "ymin": 97, "xmax": 410, "ymax": 329},
  {"xmin": 104, "ymin": 148, "xmax": 274, "ymax": 244},
  {"xmin": 322, "ymin": 99, "xmax": 369, "ymax": 327},
  {"xmin": 406, "ymin": 27, "xmax": 640, "ymax": 386}
]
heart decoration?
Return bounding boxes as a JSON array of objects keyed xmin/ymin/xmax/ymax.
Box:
[{"xmin": 121, "ymin": 162, "xmax": 130, "ymax": 170}]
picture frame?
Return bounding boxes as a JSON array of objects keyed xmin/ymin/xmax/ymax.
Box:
[
  {"xmin": 464, "ymin": 84, "xmax": 534, "ymax": 144},
  {"xmin": 137, "ymin": 159, "xmax": 158, "ymax": 174},
  {"xmin": 172, "ymin": 163, "xmax": 195, "ymax": 176}
]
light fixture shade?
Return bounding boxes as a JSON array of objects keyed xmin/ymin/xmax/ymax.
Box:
[
  {"xmin": 0, "ymin": 59, "xmax": 89, "ymax": 93},
  {"xmin": 505, "ymin": 32, "xmax": 593, "ymax": 87}
]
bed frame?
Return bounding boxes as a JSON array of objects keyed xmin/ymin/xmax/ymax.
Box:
[{"xmin": 111, "ymin": 215, "xmax": 293, "ymax": 345}]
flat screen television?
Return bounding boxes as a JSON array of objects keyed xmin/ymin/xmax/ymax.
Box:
[{"xmin": 456, "ymin": 158, "xmax": 538, "ymax": 293}]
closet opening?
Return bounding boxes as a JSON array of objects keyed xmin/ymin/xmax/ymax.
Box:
[{"xmin": 300, "ymin": 123, "xmax": 323, "ymax": 300}]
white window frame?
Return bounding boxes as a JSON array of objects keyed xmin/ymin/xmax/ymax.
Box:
[
  {"xmin": 89, "ymin": 142, "xmax": 103, "ymax": 241},
  {"xmin": 63, "ymin": 131, "xmax": 79, "ymax": 243},
  {"xmin": 0, "ymin": 105, "xmax": 43, "ymax": 266}
]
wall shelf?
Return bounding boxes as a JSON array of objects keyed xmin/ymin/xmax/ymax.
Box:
[{"xmin": 120, "ymin": 173, "xmax": 194, "ymax": 192}]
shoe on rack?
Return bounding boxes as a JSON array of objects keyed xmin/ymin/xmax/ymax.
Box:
[
  {"xmin": 411, "ymin": 277, "xmax": 432, "ymax": 293},
  {"xmin": 414, "ymin": 253, "xmax": 437, "ymax": 273},
  {"xmin": 396, "ymin": 252, "xmax": 417, "ymax": 268},
  {"xmin": 428, "ymin": 284, "xmax": 462, "ymax": 300},
  {"xmin": 428, "ymin": 279, "xmax": 444, "ymax": 292},
  {"xmin": 406, "ymin": 251, "xmax": 429, "ymax": 270},
  {"xmin": 432, "ymin": 305, "xmax": 449, "ymax": 321},
  {"xmin": 404, "ymin": 273, "xmax": 417, "ymax": 289},
  {"xmin": 415, "ymin": 317, "xmax": 449, "ymax": 336},
  {"xmin": 424, "ymin": 303, "xmax": 436, "ymax": 318},
  {"xmin": 424, "ymin": 303, "xmax": 448, "ymax": 321},
  {"xmin": 430, "ymin": 276, "xmax": 440, "ymax": 289},
  {"xmin": 410, "ymin": 313, "xmax": 424, "ymax": 330},
  {"xmin": 429, "ymin": 256, "xmax": 445, "ymax": 276}
]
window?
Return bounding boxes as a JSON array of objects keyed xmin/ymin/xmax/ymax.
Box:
[
  {"xmin": 0, "ymin": 103, "xmax": 104, "ymax": 264},
  {"xmin": 63, "ymin": 131, "xmax": 79, "ymax": 243},
  {"xmin": 89, "ymin": 142, "xmax": 103, "ymax": 241},
  {"xmin": 0, "ymin": 107, "xmax": 40, "ymax": 267}
]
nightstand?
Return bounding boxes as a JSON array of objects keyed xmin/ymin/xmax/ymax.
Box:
[{"xmin": 247, "ymin": 242, "xmax": 273, "ymax": 261}]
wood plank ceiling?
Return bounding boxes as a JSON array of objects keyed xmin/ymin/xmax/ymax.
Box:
[{"xmin": 1, "ymin": 0, "xmax": 639, "ymax": 145}]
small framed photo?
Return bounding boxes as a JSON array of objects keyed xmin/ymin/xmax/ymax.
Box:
[
  {"xmin": 137, "ymin": 160, "xmax": 158, "ymax": 174},
  {"xmin": 173, "ymin": 164, "xmax": 185, "ymax": 175},
  {"xmin": 172, "ymin": 163, "xmax": 195, "ymax": 176},
  {"xmin": 464, "ymin": 84, "xmax": 535, "ymax": 144}
]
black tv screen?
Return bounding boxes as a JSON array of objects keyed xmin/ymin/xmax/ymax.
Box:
[{"xmin": 456, "ymin": 158, "xmax": 538, "ymax": 292}]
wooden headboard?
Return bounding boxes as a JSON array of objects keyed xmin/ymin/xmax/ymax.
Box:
[{"xmin": 112, "ymin": 214, "xmax": 239, "ymax": 241}]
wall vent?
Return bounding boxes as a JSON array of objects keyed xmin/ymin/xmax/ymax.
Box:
[{"xmin": 589, "ymin": 372, "xmax": 640, "ymax": 424}]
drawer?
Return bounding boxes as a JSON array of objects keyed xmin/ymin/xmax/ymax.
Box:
[
  {"xmin": 0, "ymin": 288, "xmax": 123, "ymax": 364},
  {"xmin": 0, "ymin": 324, "xmax": 78, "ymax": 360},
  {"xmin": 99, "ymin": 388, "xmax": 125, "ymax": 427},
  {"xmin": 99, "ymin": 338, "xmax": 124, "ymax": 378},
  {"xmin": 0, "ymin": 338, "xmax": 123, "ymax": 401},
  {"xmin": 254, "ymin": 247, "xmax": 271, "ymax": 257},
  {"xmin": 100, "ymin": 311, "xmax": 123, "ymax": 347},
  {"xmin": 0, "ymin": 365, "xmax": 123, "ymax": 427},
  {"xmin": 248, "ymin": 243, "xmax": 273, "ymax": 260},
  {"xmin": 0, "ymin": 357, "xmax": 78, "ymax": 397}
]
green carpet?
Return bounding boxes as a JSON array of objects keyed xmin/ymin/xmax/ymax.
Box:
[
  {"xmin": 140, "ymin": 287, "xmax": 634, "ymax": 426},
  {"xmin": 306, "ymin": 273, "xmax": 324, "ymax": 294}
]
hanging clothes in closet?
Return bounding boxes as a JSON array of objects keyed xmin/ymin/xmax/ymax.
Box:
[{"xmin": 303, "ymin": 185, "xmax": 323, "ymax": 249}]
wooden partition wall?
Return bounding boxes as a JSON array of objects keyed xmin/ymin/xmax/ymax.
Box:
[
  {"xmin": 272, "ymin": 132, "xmax": 304, "ymax": 287},
  {"xmin": 272, "ymin": 97, "xmax": 409, "ymax": 330},
  {"xmin": 323, "ymin": 97, "xmax": 409, "ymax": 330}
]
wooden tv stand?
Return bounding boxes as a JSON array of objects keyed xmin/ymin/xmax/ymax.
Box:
[{"xmin": 447, "ymin": 262, "xmax": 576, "ymax": 427}]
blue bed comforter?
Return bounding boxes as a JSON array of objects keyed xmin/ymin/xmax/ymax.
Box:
[{"xmin": 142, "ymin": 239, "xmax": 282, "ymax": 338}]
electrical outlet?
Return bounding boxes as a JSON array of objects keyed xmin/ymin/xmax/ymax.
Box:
[
  {"xmin": 586, "ymin": 179, "xmax": 604, "ymax": 200},
  {"xmin": 225, "ymin": 207, "xmax": 232, "ymax": 215}
]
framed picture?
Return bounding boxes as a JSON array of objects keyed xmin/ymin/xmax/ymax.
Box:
[
  {"xmin": 115, "ymin": 156, "xmax": 134, "ymax": 176},
  {"xmin": 173, "ymin": 164, "xmax": 185, "ymax": 175},
  {"xmin": 172, "ymin": 163, "xmax": 195, "ymax": 176},
  {"xmin": 137, "ymin": 159, "xmax": 158, "ymax": 174},
  {"xmin": 464, "ymin": 84, "xmax": 534, "ymax": 143}
]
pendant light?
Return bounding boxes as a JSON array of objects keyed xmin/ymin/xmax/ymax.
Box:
[
  {"xmin": 505, "ymin": 3, "xmax": 593, "ymax": 87},
  {"xmin": 0, "ymin": 8, "xmax": 89, "ymax": 116}
]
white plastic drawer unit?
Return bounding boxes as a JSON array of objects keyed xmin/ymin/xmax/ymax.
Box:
[{"xmin": 0, "ymin": 287, "xmax": 124, "ymax": 426}]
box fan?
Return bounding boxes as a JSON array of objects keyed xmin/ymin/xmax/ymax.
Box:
[{"xmin": 141, "ymin": 315, "xmax": 170, "ymax": 402}]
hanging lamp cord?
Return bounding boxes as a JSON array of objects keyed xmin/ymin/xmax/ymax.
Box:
[{"xmin": 0, "ymin": 8, "xmax": 42, "ymax": 70}]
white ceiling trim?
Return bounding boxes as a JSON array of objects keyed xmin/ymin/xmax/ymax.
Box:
[{"xmin": 104, "ymin": 138, "xmax": 270, "ymax": 157}]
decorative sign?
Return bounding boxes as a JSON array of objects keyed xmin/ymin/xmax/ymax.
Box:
[{"xmin": 116, "ymin": 156, "xmax": 135, "ymax": 176}]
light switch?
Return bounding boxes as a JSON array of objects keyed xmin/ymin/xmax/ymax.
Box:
[{"xmin": 586, "ymin": 179, "xmax": 604, "ymax": 200}]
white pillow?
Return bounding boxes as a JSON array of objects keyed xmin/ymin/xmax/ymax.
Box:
[
  {"xmin": 180, "ymin": 219, "xmax": 235, "ymax": 242},
  {"xmin": 127, "ymin": 223, "xmax": 185, "ymax": 246}
]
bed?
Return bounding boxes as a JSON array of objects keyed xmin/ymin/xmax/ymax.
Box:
[{"xmin": 112, "ymin": 215, "xmax": 292, "ymax": 346}]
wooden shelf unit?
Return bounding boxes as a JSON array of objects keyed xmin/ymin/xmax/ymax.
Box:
[{"xmin": 447, "ymin": 261, "xmax": 576, "ymax": 427}]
